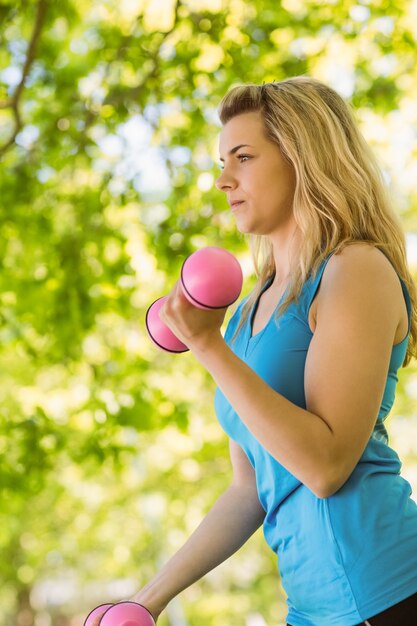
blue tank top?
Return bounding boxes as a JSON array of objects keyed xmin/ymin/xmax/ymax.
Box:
[{"xmin": 214, "ymin": 250, "xmax": 417, "ymax": 626}]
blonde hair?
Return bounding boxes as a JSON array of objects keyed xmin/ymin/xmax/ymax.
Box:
[{"xmin": 217, "ymin": 76, "xmax": 417, "ymax": 367}]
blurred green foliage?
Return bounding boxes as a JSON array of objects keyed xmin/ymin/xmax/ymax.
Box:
[{"xmin": 1, "ymin": 1, "xmax": 417, "ymax": 624}]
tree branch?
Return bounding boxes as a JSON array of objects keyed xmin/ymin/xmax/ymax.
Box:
[
  {"xmin": 103, "ymin": 0, "xmax": 185, "ymax": 108},
  {"xmin": 0, "ymin": 0, "xmax": 48, "ymax": 157}
]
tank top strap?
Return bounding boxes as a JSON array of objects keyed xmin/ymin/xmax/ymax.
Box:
[{"xmin": 398, "ymin": 276, "xmax": 412, "ymax": 336}]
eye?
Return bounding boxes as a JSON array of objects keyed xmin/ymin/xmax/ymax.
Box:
[{"xmin": 218, "ymin": 154, "xmax": 251, "ymax": 170}]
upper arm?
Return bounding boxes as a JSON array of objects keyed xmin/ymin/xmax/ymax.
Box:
[{"xmin": 304, "ymin": 244, "xmax": 401, "ymax": 494}]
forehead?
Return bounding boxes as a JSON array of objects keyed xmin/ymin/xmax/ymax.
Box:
[{"xmin": 218, "ymin": 111, "xmax": 266, "ymax": 151}]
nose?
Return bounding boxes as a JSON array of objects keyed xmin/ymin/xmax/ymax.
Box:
[{"xmin": 215, "ymin": 167, "xmax": 236, "ymax": 192}]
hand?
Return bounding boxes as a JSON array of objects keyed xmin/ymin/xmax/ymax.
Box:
[
  {"xmin": 128, "ymin": 591, "xmax": 162, "ymax": 623},
  {"xmin": 159, "ymin": 279, "xmax": 227, "ymax": 353}
]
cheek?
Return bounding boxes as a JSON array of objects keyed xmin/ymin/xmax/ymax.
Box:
[
  {"xmin": 247, "ymin": 166, "xmax": 270, "ymax": 196},
  {"xmin": 245, "ymin": 163, "xmax": 295, "ymax": 208},
  {"xmin": 272, "ymin": 167, "xmax": 295, "ymax": 200}
]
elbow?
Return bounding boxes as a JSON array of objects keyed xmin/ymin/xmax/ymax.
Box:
[
  {"xmin": 311, "ymin": 482, "xmax": 340, "ymax": 500},
  {"xmin": 309, "ymin": 466, "xmax": 348, "ymax": 500}
]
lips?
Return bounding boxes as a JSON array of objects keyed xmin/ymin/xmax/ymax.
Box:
[{"xmin": 231, "ymin": 201, "xmax": 244, "ymax": 210}]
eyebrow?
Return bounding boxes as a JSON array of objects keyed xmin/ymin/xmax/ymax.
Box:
[{"xmin": 219, "ymin": 144, "xmax": 254, "ymax": 161}]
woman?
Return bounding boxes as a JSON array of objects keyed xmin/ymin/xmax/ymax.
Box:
[{"xmin": 132, "ymin": 77, "xmax": 417, "ymax": 625}]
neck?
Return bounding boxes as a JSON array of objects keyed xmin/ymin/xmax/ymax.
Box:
[{"xmin": 269, "ymin": 226, "xmax": 302, "ymax": 286}]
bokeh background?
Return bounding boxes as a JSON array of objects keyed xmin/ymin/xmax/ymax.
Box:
[{"xmin": 1, "ymin": 1, "xmax": 417, "ymax": 624}]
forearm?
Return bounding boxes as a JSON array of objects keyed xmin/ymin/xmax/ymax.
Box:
[
  {"xmin": 133, "ymin": 483, "xmax": 265, "ymax": 614},
  {"xmin": 192, "ymin": 334, "xmax": 335, "ymax": 497}
]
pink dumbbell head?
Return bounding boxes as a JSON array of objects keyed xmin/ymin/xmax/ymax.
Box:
[
  {"xmin": 145, "ymin": 296, "xmax": 189, "ymax": 353},
  {"xmin": 84, "ymin": 601, "xmax": 155, "ymax": 626},
  {"xmin": 181, "ymin": 246, "xmax": 243, "ymax": 310}
]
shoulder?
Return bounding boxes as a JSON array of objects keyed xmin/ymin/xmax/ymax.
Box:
[
  {"xmin": 316, "ymin": 242, "xmax": 402, "ymax": 337},
  {"xmin": 321, "ymin": 242, "xmax": 400, "ymax": 301},
  {"xmin": 324, "ymin": 242, "xmax": 396, "ymax": 283}
]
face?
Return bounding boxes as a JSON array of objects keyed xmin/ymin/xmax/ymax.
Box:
[{"xmin": 215, "ymin": 111, "xmax": 296, "ymax": 237}]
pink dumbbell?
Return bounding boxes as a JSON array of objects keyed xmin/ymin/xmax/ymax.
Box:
[
  {"xmin": 146, "ymin": 246, "xmax": 243, "ymax": 353},
  {"xmin": 84, "ymin": 601, "xmax": 155, "ymax": 626}
]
